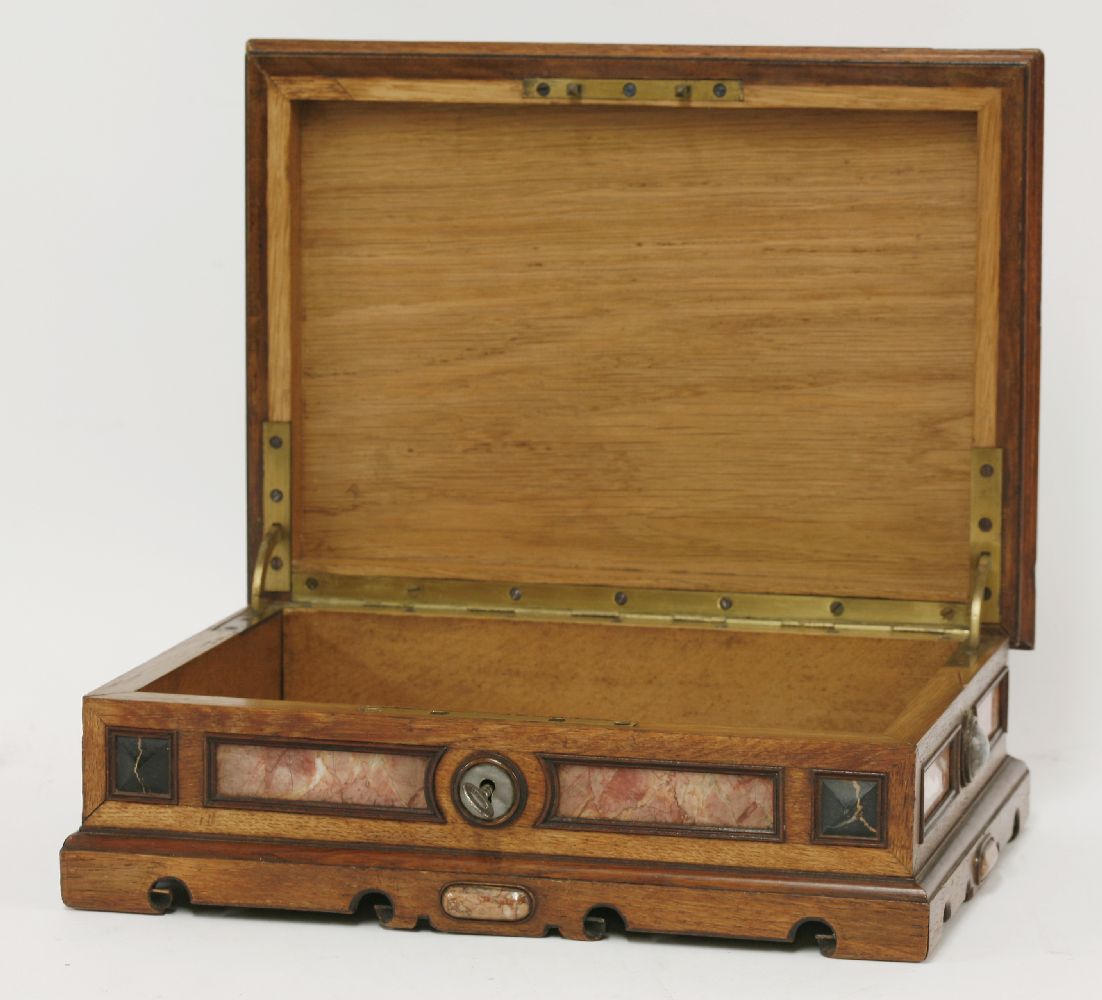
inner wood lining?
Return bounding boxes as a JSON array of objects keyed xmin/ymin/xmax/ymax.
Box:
[
  {"xmin": 294, "ymin": 102, "xmax": 981, "ymax": 603},
  {"xmin": 279, "ymin": 609, "xmax": 958, "ymax": 736}
]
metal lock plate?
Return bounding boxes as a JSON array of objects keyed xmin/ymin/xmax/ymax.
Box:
[{"xmin": 452, "ymin": 755, "xmax": 525, "ymax": 826}]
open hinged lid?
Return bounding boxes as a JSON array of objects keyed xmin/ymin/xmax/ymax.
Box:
[{"xmin": 244, "ymin": 42, "xmax": 1042, "ymax": 648}]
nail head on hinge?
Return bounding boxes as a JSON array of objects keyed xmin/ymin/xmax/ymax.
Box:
[
  {"xmin": 830, "ymin": 600, "xmax": 845, "ymax": 617},
  {"xmin": 978, "ymin": 517, "xmax": 993, "ymax": 532},
  {"xmin": 305, "ymin": 577, "xmax": 319, "ymax": 590},
  {"xmin": 614, "ymin": 591, "xmax": 629, "ymax": 606},
  {"xmin": 980, "ymin": 463, "xmax": 994, "ymax": 477},
  {"xmin": 269, "ymin": 435, "xmax": 283, "ymax": 449},
  {"xmin": 509, "ymin": 587, "xmax": 523, "ymax": 601},
  {"xmin": 719, "ymin": 596, "xmax": 733, "ymax": 611},
  {"xmin": 271, "ymin": 557, "xmax": 283, "ymax": 571},
  {"xmin": 269, "ymin": 488, "xmax": 283, "ymax": 502}
]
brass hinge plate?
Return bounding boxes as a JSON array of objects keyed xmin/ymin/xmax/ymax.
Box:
[
  {"xmin": 522, "ymin": 78, "xmax": 744, "ymax": 103},
  {"xmin": 260, "ymin": 421, "xmax": 291, "ymax": 594},
  {"xmin": 290, "ymin": 571, "xmax": 968, "ymax": 638},
  {"xmin": 970, "ymin": 447, "xmax": 1002, "ymax": 623}
]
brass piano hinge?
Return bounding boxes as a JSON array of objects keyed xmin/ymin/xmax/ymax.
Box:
[
  {"xmin": 522, "ymin": 78, "xmax": 744, "ymax": 103},
  {"xmin": 289, "ymin": 572, "xmax": 970, "ymax": 639},
  {"xmin": 254, "ymin": 420, "xmax": 291, "ymax": 609}
]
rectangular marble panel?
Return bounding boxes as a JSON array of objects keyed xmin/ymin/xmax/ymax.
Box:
[
  {"xmin": 923, "ymin": 743, "xmax": 953, "ymax": 820},
  {"xmin": 548, "ymin": 760, "xmax": 777, "ymax": 835},
  {"xmin": 212, "ymin": 740, "xmax": 433, "ymax": 814},
  {"xmin": 975, "ymin": 680, "xmax": 1003, "ymax": 739}
]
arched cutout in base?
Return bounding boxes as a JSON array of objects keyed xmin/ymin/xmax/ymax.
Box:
[
  {"xmin": 788, "ymin": 918, "xmax": 837, "ymax": 957},
  {"xmin": 943, "ymin": 902, "xmax": 953, "ymax": 923},
  {"xmin": 350, "ymin": 890, "xmax": 395, "ymax": 925},
  {"xmin": 1010, "ymin": 809, "xmax": 1021, "ymax": 841},
  {"xmin": 148, "ymin": 877, "xmax": 191, "ymax": 913},
  {"xmin": 583, "ymin": 905, "xmax": 627, "ymax": 941}
]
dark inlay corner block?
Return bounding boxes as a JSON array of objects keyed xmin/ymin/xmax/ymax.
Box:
[
  {"xmin": 813, "ymin": 771, "xmax": 885, "ymax": 846},
  {"xmin": 109, "ymin": 730, "xmax": 176, "ymax": 802}
]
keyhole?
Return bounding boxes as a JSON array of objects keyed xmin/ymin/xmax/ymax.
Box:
[{"xmin": 479, "ymin": 778, "xmax": 496, "ymax": 803}]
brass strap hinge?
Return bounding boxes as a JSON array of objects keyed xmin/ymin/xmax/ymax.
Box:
[
  {"xmin": 970, "ymin": 446, "xmax": 1003, "ymax": 625},
  {"xmin": 945, "ymin": 448, "xmax": 1004, "ymax": 666},
  {"xmin": 250, "ymin": 523, "xmax": 285, "ymax": 612},
  {"xmin": 967, "ymin": 552, "xmax": 992, "ymax": 650},
  {"xmin": 522, "ymin": 78, "xmax": 744, "ymax": 103},
  {"xmin": 945, "ymin": 552, "xmax": 998, "ymax": 668},
  {"xmin": 253, "ymin": 420, "xmax": 291, "ymax": 609}
]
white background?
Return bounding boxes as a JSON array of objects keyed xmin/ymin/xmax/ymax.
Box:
[{"xmin": 1, "ymin": 1, "xmax": 1099, "ymax": 996}]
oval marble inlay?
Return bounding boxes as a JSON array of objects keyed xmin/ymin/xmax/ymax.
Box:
[{"xmin": 441, "ymin": 884, "xmax": 532, "ymax": 922}]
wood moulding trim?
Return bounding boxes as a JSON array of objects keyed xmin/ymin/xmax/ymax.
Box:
[
  {"xmin": 973, "ymin": 92, "xmax": 1002, "ymax": 447},
  {"xmin": 204, "ymin": 735, "xmax": 447, "ymax": 823},
  {"xmin": 63, "ymin": 826, "xmax": 928, "ymax": 899},
  {"xmin": 246, "ymin": 40, "xmax": 1042, "ymax": 63},
  {"xmin": 265, "ymin": 78, "xmax": 295, "ymax": 423},
  {"xmin": 537, "ymin": 754, "xmax": 784, "ymax": 842},
  {"xmin": 269, "ymin": 75, "xmax": 1001, "ymax": 112}
]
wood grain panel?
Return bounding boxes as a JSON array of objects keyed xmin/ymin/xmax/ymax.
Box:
[
  {"xmin": 294, "ymin": 102, "xmax": 979, "ymax": 602},
  {"xmin": 139, "ymin": 613, "xmax": 281, "ymax": 700},
  {"xmin": 281, "ymin": 609, "xmax": 958, "ymax": 737}
]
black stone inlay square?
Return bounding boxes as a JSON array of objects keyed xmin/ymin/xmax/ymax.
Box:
[
  {"xmin": 816, "ymin": 774, "xmax": 884, "ymax": 843},
  {"xmin": 113, "ymin": 733, "xmax": 173, "ymax": 798}
]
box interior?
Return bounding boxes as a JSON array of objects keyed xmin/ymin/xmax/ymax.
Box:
[{"xmin": 143, "ymin": 610, "xmax": 963, "ymax": 738}]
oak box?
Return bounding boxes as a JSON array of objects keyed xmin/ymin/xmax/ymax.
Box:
[{"xmin": 60, "ymin": 41, "xmax": 1044, "ymax": 962}]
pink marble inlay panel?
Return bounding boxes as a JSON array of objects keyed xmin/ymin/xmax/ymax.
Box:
[
  {"xmin": 553, "ymin": 763, "xmax": 775, "ymax": 831},
  {"xmin": 923, "ymin": 744, "xmax": 953, "ymax": 820},
  {"xmin": 214, "ymin": 742, "xmax": 430, "ymax": 811},
  {"xmin": 975, "ymin": 681, "xmax": 1003, "ymax": 739},
  {"xmin": 441, "ymin": 884, "xmax": 532, "ymax": 922}
]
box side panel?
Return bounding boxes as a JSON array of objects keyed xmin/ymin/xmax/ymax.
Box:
[{"xmin": 911, "ymin": 641, "xmax": 1012, "ymax": 870}]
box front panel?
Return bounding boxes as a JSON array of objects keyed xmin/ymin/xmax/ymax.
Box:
[{"xmin": 82, "ymin": 693, "xmax": 917, "ymax": 878}]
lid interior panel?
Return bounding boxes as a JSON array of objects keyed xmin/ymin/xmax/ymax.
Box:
[{"xmin": 294, "ymin": 100, "xmax": 980, "ymax": 603}]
